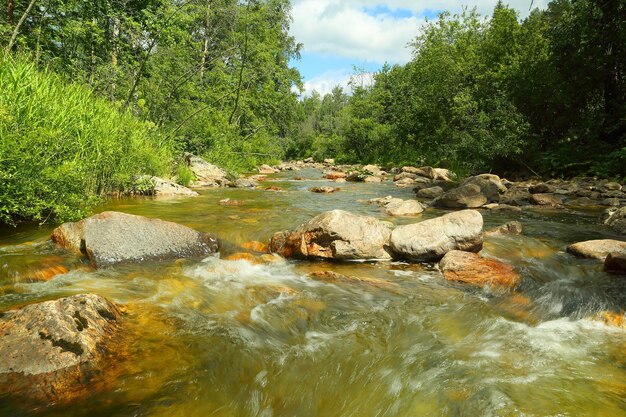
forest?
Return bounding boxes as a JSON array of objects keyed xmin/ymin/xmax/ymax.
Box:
[{"xmin": 1, "ymin": 0, "xmax": 625, "ymax": 224}]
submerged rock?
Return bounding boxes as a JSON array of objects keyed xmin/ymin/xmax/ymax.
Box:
[
  {"xmin": 566, "ymin": 239, "xmax": 626, "ymax": 260},
  {"xmin": 486, "ymin": 221, "xmax": 523, "ymax": 236},
  {"xmin": 309, "ymin": 186, "xmax": 340, "ymax": 193},
  {"xmin": 184, "ymin": 153, "xmax": 230, "ymax": 187},
  {"xmin": 269, "ymin": 210, "xmax": 392, "ymax": 260},
  {"xmin": 390, "ymin": 210, "xmax": 483, "ymax": 261},
  {"xmin": 52, "ymin": 211, "xmax": 218, "ymax": 267},
  {"xmin": 439, "ymin": 250, "xmax": 521, "ymax": 288},
  {"xmin": 604, "ymin": 252, "xmax": 626, "ymax": 274},
  {"xmin": 0, "ymin": 294, "xmax": 123, "ymax": 404}
]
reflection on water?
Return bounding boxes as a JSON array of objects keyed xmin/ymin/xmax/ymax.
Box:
[{"xmin": 0, "ymin": 169, "xmax": 625, "ymax": 416}]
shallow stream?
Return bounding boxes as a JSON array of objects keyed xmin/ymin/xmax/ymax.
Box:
[{"xmin": 1, "ymin": 169, "xmax": 625, "ymax": 416}]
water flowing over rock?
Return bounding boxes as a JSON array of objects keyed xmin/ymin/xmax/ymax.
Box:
[
  {"xmin": 0, "ymin": 294, "xmax": 123, "ymax": 404},
  {"xmin": 604, "ymin": 252, "xmax": 626, "ymax": 274},
  {"xmin": 390, "ymin": 210, "xmax": 483, "ymax": 261},
  {"xmin": 184, "ymin": 153, "xmax": 230, "ymax": 187},
  {"xmin": 269, "ymin": 210, "xmax": 393, "ymax": 260},
  {"xmin": 309, "ymin": 186, "xmax": 340, "ymax": 193},
  {"xmin": 486, "ymin": 221, "xmax": 523, "ymax": 236},
  {"xmin": 52, "ymin": 211, "xmax": 218, "ymax": 267},
  {"xmin": 566, "ymin": 239, "xmax": 626, "ymax": 260},
  {"xmin": 439, "ymin": 250, "xmax": 521, "ymax": 288}
]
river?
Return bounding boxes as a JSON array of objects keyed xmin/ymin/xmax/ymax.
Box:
[{"xmin": 1, "ymin": 168, "xmax": 625, "ymax": 416}]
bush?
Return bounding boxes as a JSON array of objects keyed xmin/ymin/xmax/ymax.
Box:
[{"xmin": 0, "ymin": 56, "xmax": 172, "ymax": 225}]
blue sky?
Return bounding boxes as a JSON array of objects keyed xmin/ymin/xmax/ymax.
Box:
[{"xmin": 288, "ymin": 0, "xmax": 547, "ymax": 96}]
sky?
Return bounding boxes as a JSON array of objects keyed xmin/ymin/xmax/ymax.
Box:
[{"xmin": 289, "ymin": 0, "xmax": 548, "ymax": 97}]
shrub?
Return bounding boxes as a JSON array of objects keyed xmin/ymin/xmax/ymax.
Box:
[{"xmin": 0, "ymin": 56, "xmax": 172, "ymax": 225}]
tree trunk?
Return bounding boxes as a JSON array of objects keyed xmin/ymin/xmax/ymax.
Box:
[
  {"xmin": 4, "ymin": 0, "xmax": 37, "ymax": 57},
  {"xmin": 8, "ymin": 0, "xmax": 14, "ymax": 25},
  {"xmin": 111, "ymin": 16, "xmax": 120, "ymax": 67},
  {"xmin": 599, "ymin": 0, "xmax": 624, "ymax": 142},
  {"xmin": 200, "ymin": 0, "xmax": 211, "ymax": 78}
]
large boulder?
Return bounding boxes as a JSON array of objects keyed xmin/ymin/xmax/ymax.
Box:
[
  {"xmin": 258, "ymin": 164, "xmax": 279, "ymax": 174},
  {"xmin": 184, "ymin": 153, "xmax": 230, "ymax": 187},
  {"xmin": 269, "ymin": 210, "xmax": 392, "ymax": 260},
  {"xmin": 566, "ymin": 239, "xmax": 626, "ymax": 260},
  {"xmin": 601, "ymin": 206, "xmax": 626, "ymax": 234},
  {"xmin": 148, "ymin": 176, "xmax": 198, "ymax": 197},
  {"xmin": 439, "ymin": 250, "xmax": 521, "ymax": 288},
  {"xmin": 402, "ymin": 166, "xmax": 454, "ymax": 181},
  {"xmin": 0, "ymin": 294, "xmax": 123, "ymax": 403},
  {"xmin": 390, "ymin": 210, "xmax": 483, "ymax": 261},
  {"xmin": 52, "ymin": 211, "xmax": 219, "ymax": 267},
  {"xmin": 460, "ymin": 174, "xmax": 507, "ymax": 200},
  {"xmin": 416, "ymin": 186, "xmax": 444, "ymax": 199},
  {"xmin": 433, "ymin": 183, "xmax": 488, "ymax": 208}
]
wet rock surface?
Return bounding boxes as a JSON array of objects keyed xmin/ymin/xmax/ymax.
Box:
[
  {"xmin": 604, "ymin": 252, "xmax": 626, "ymax": 274},
  {"xmin": 0, "ymin": 294, "xmax": 123, "ymax": 404},
  {"xmin": 439, "ymin": 250, "xmax": 521, "ymax": 288},
  {"xmin": 566, "ymin": 239, "xmax": 626, "ymax": 260},
  {"xmin": 52, "ymin": 211, "xmax": 218, "ymax": 267},
  {"xmin": 390, "ymin": 210, "xmax": 483, "ymax": 261},
  {"xmin": 269, "ymin": 210, "xmax": 393, "ymax": 260}
]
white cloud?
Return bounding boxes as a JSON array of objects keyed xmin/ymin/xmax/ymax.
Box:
[
  {"xmin": 301, "ymin": 69, "xmax": 376, "ymax": 97},
  {"xmin": 291, "ymin": 0, "xmax": 550, "ymax": 96},
  {"xmin": 290, "ymin": 0, "xmax": 550, "ymax": 64}
]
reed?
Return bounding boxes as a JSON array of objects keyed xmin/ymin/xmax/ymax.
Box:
[{"xmin": 0, "ymin": 55, "xmax": 172, "ymax": 225}]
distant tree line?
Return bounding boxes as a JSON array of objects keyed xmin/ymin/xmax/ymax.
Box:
[{"xmin": 287, "ymin": 1, "xmax": 626, "ymax": 178}]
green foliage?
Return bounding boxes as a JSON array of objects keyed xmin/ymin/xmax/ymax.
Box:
[
  {"xmin": 289, "ymin": 1, "xmax": 625, "ymax": 178},
  {"xmin": 175, "ymin": 163, "xmax": 196, "ymax": 187},
  {"xmin": 0, "ymin": 56, "xmax": 171, "ymax": 225}
]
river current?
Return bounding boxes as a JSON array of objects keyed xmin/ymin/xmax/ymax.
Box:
[{"xmin": 1, "ymin": 168, "xmax": 625, "ymax": 416}]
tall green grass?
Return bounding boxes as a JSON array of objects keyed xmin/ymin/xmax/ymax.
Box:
[{"xmin": 0, "ymin": 56, "xmax": 172, "ymax": 225}]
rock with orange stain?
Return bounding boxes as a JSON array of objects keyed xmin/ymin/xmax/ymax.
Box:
[
  {"xmin": 241, "ymin": 241, "xmax": 269, "ymax": 253},
  {"xmin": 0, "ymin": 294, "xmax": 124, "ymax": 404},
  {"xmin": 223, "ymin": 252, "xmax": 282, "ymax": 265},
  {"xmin": 440, "ymin": 250, "xmax": 521, "ymax": 288},
  {"xmin": 308, "ymin": 271, "xmax": 398, "ymax": 291},
  {"xmin": 270, "ymin": 210, "xmax": 392, "ymax": 261},
  {"xmin": 264, "ymin": 186, "xmax": 283, "ymax": 192},
  {"xmin": 595, "ymin": 311, "xmax": 625, "ymax": 328},
  {"xmin": 324, "ymin": 171, "xmax": 346, "ymax": 180}
]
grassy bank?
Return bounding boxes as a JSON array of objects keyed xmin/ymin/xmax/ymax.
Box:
[{"xmin": 0, "ymin": 56, "xmax": 172, "ymax": 225}]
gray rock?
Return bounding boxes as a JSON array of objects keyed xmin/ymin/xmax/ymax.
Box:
[
  {"xmin": 135, "ymin": 176, "xmax": 198, "ymax": 197},
  {"xmin": 486, "ymin": 221, "xmax": 523, "ymax": 236},
  {"xmin": 184, "ymin": 153, "xmax": 230, "ymax": 187},
  {"xmin": 500, "ymin": 186, "xmax": 531, "ymax": 206},
  {"xmin": 434, "ymin": 183, "xmax": 488, "ymax": 208},
  {"xmin": 384, "ymin": 199, "xmax": 425, "ymax": 216},
  {"xmin": 529, "ymin": 183, "xmax": 554, "ymax": 194},
  {"xmin": 52, "ymin": 211, "xmax": 218, "ymax": 267},
  {"xmin": 0, "ymin": 294, "xmax": 122, "ymax": 403},
  {"xmin": 233, "ymin": 178, "xmax": 259, "ymax": 188},
  {"xmin": 390, "ymin": 210, "xmax": 483, "ymax": 261},
  {"xmin": 460, "ymin": 174, "xmax": 507, "ymax": 200},
  {"xmin": 600, "ymin": 206, "xmax": 626, "ymax": 234},
  {"xmin": 269, "ymin": 210, "xmax": 392, "ymax": 260},
  {"xmin": 529, "ymin": 193, "xmax": 563, "ymax": 206},
  {"xmin": 417, "ymin": 186, "xmax": 444, "ymax": 199},
  {"xmin": 566, "ymin": 239, "xmax": 626, "ymax": 260}
]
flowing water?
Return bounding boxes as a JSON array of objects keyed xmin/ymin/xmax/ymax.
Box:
[{"xmin": 1, "ymin": 169, "xmax": 625, "ymax": 416}]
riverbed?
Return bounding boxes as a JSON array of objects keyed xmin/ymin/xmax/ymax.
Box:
[{"xmin": 1, "ymin": 168, "xmax": 625, "ymax": 416}]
